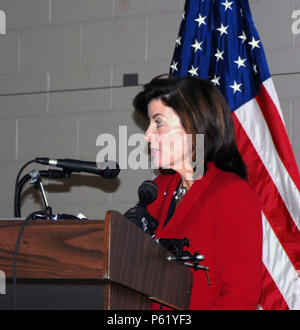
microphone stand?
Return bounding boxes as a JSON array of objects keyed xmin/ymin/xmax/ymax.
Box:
[
  {"xmin": 15, "ymin": 168, "xmax": 73, "ymax": 219},
  {"xmin": 158, "ymin": 237, "xmax": 211, "ymax": 285},
  {"xmin": 12, "ymin": 167, "xmax": 81, "ymax": 310},
  {"xmin": 28, "ymin": 169, "xmax": 53, "ymax": 220}
]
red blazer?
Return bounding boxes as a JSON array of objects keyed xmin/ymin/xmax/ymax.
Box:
[{"xmin": 148, "ymin": 162, "xmax": 263, "ymax": 310}]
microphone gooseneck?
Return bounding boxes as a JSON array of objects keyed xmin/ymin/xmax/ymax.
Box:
[{"xmin": 35, "ymin": 157, "xmax": 120, "ymax": 178}]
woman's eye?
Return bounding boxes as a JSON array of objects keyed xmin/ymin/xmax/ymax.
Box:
[{"xmin": 155, "ymin": 119, "xmax": 163, "ymax": 127}]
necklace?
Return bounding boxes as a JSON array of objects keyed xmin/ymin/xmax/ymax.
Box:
[{"xmin": 173, "ymin": 183, "xmax": 187, "ymax": 202}]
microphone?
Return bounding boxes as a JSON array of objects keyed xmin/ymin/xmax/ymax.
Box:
[
  {"xmin": 124, "ymin": 180, "xmax": 158, "ymax": 236},
  {"xmin": 35, "ymin": 158, "xmax": 120, "ymax": 179},
  {"xmin": 137, "ymin": 180, "xmax": 158, "ymax": 208}
]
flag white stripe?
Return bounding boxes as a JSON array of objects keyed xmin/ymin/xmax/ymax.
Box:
[
  {"xmin": 263, "ymin": 78, "xmax": 285, "ymax": 125},
  {"xmin": 262, "ymin": 212, "xmax": 300, "ymax": 310},
  {"xmin": 234, "ymin": 98, "xmax": 300, "ymax": 229}
]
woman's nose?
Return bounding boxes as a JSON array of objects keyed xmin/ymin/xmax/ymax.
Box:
[{"xmin": 145, "ymin": 126, "xmax": 152, "ymax": 142}]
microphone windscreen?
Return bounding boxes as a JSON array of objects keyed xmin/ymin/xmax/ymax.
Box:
[
  {"xmin": 138, "ymin": 180, "xmax": 157, "ymax": 207},
  {"xmin": 98, "ymin": 161, "xmax": 120, "ymax": 178}
]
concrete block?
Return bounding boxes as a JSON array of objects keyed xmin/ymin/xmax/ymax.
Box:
[
  {"xmin": 0, "ymin": 0, "xmax": 49, "ymax": 29},
  {"xmin": 17, "ymin": 114, "xmax": 78, "ymax": 160},
  {"xmin": 21, "ymin": 24, "xmax": 81, "ymax": 71},
  {"xmin": 0, "ymin": 93, "xmax": 47, "ymax": 118},
  {"xmin": 0, "ymin": 71, "xmax": 47, "ymax": 95},
  {"xmin": 112, "ymin": 60, "xmax": 170, "ymax": 86},
  {"xmin": 148, "ymin": 12, "xmax": 182, "ymax": 61},
  {"xmin": 264, "ymin": 48, "xmax": 300, "ymax": 75},
  {"xmin": 49, "ymin": 88, "xmax": 112, "ymax": 114},
  {"xmin": 0, "ymin": 160, "xmax": 31, "ymax": 206},
  {"xmin": 250, "ymin": 0, "xmax": 294, "ymax": 49},
  {"xmin": 78, "ymin": 111, "xmax": 113, "ymax": 160},
  {"xmin": 82, "ymin": 17, "xmax": 147, "ymax": 65},
  {"xmin": 273, "ymin": 74, "xmax": 300, "ymax": 102},
  {"xmin": 111, "ymin": 86, "xmax": 141, "ymax": 110},
  {"xmin": 82, "ymin": 20, "xmax": 113, "ymax": 66},
  {"xmin": 78, "ymin": 109, "xmax": 146, "ymax": 161},
  {"xmin": 112, "ymin": 17, "xmax": 147, "ymax": 63},
  {"xmin": 0, "ymin": 117, "xmax": 16, "ymax": 161},
  {"xmin": 0, "ymin": 30, "xmax": 19, "ymax": 73},
  {"xmin": 114, "ymin": 0, "xmax": 147, "ymax": 16},
  {"xmin": 0, "ymin": 203, "xmax": 14, "ymax": 218},
  {"xmin": 49, "ymin": 65, "xmax": 112, "ymax": 91},
  {"xmin": 115, "ymin": 0, "xmax": 185, "ymax": 16},
  {"xmin": 51, "ymin": 0, "xmax": 113, "ymax": 23},
  {"xmin": 76, "ymin": 202, "xmax": 133, "ymax": 220},
  {"xmin": 292, "ymin": 101, "xmax": 300, "ymax": 152}
]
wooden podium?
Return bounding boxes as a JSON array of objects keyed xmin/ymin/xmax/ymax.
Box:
[{"xmin": 0, "ymin": 211, "xmax": 192, "ymax": 310}]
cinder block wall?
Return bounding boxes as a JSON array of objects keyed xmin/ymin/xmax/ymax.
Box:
[
  {"xmin": 0, "ymin": 0, "xmax": 298, "ymax": 219},
  {"xmin": 250, "ymin": 0, "xmax": 300, "ymax": 165}
]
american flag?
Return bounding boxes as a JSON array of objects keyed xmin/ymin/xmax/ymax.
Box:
[{"xmin": 170, "ymin": 0, "xmax": 300, "ymax": 310}]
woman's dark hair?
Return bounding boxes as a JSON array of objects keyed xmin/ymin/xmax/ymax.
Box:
[{"xmin": 133, "ymin": 74, "xmax": 247, "ymax": 180}]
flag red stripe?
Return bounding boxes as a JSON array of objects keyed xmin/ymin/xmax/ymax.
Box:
[
  {"xmin": 232, "ymin": 113, "xmax": 300, "ymax": 270},
  {"xmin": 260, "ymin": 265, "xmax": 289, "ymax": 310},
  {"xmin": 256, "ymin": 83, "xmax": 300, "ymax": 191}
]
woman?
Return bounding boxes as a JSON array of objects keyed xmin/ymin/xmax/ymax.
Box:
[{"xmin": 133, "ymin": 75, "xmax": 262, "ymax": 310}]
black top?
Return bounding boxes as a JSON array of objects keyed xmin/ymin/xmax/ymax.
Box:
[{"xmin": 163, "ymin": 179, "xmax": 182, "ymax": 227}]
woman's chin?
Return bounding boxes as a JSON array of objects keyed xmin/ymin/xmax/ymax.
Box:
[{"xmin": 151, "ymin": 159, "xmax": 171, "ymax": 170}]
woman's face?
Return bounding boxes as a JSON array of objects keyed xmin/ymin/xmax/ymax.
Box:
[{"xmin": 145, "ymin": 98, "xmax": 193, "ymax": 174}]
